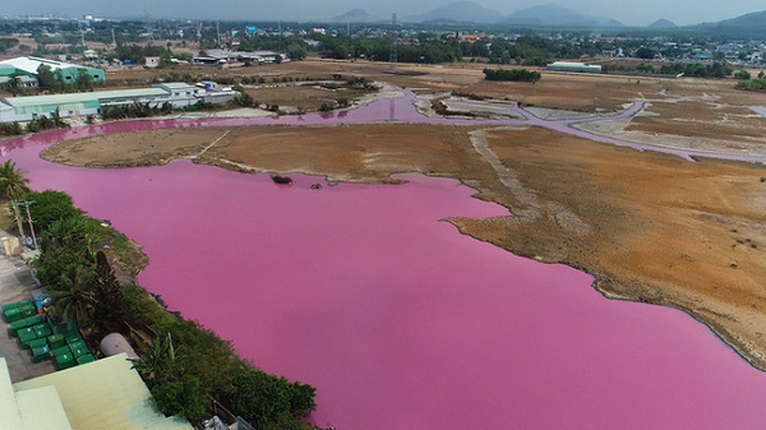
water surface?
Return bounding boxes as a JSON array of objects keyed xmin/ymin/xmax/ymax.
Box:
[{"xmin": 2, "ymin": 99, "xmax": 766, "ymax": 429}]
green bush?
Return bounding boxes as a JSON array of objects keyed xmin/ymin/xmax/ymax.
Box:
[
  {"xmin": 482, "ymin": 68, "xmax": 541, "ymax": 83},
  {"xmin": 737, "ymin": 78, "xmax": 766, "ymax": 91}
]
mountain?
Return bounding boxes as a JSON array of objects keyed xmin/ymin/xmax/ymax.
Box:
[
  {"xmin": 503, "ymin": 3, "xmax": 624, "ymax": 28},
  {"xmin": 647, "ymin": 19, "xmax": 677, "ymax": 29},
  {"xmin": 331, "ymin": 9, "xmax": 380, "ymax": 23},
  {"xmin": 695, "ymin": 9, "xmax": 766, "ymax": 36},
  {"xmin": 403, "ymin": 1, "xmax": 505, "ymax": 24}
]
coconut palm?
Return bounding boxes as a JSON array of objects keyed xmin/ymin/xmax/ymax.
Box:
[
  {"xmin": 0, "ymin": 160, "xmax": 30, "ymax": 201},
  {"xmin": 0, "ymin": 160, "xmax": 30, "ymax": 236},
  {"xmin": 52, "ymin": 266, "xmax": 96, "ymax": 326}
]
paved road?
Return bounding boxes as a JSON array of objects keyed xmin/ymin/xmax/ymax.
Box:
[{"xmin": 0, "ymin": 230, "xmax": 54, "ymax": 382}]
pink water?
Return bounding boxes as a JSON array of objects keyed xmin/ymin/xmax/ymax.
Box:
[{"xmin": 3, "ymin": 98, "xmax": 766, "ymax": 428}]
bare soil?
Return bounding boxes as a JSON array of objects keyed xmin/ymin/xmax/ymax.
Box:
[
  {"xmin": 41, "ymin": 122, "xmax": 766, "ymax": 369},
  {"xmin": 626, "ymin": 101, "xmax": 766, "ymax": 144},
  {"xmin": 104, "ymin": 59, "xmax": 766, "ymax": 113}
]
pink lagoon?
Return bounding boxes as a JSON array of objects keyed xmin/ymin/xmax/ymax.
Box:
[{"xmin": 3, "ymin": 106, "xmax": 766, "ymax": 429}]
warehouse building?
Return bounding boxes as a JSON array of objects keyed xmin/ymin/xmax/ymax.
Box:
[
  {"xmin": 0, "ymin": 57, "xmax": 105, "ymax": 84},
  {"xmin": 1, "ymin": 354, "xmax": 192, "ymax": 430},
  {"xmin": 546, "ymin": 61, "xmax": 603, "ymax": 74},
  {"xmin": 0, "ymin": 82, "xmax": 240, "ymax": 122}
]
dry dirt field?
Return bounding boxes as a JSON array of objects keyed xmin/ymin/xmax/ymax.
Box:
[
  {"xmin": 104, "ymin": 59, "xmax": 766, "ymax": 113},
  {"xmin": 626, "ymin": 101, "xmax": 766, "ymax": 144},
  {"xmin": 242, "ymin": 85, "xmax": 373, "ymax": 112},
  {"xmin": 41, "ymin": 122, "xmax": 766, "ymax": 369}
]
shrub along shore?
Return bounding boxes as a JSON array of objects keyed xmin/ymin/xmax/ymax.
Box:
[{"xmin": 14, "ymin": 178, "xmax": 317, "ymax": 428}]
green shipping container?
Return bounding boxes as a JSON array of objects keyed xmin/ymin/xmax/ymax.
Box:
[
  {"xmin": 3, "ymin": 307, "xmax": 22, "ymax": 323},
  {"xmin": 47, "ymin": 334, "xmax": 66, "ymax": 350},
  {"xmin": 69, "ymin": 340, "xmax": 89, "ymax": 357},
  {"xmin": 76, "ymin": 354, "xmax": 95, "ymax": 365},
  {"xmin": 55, "ymin": 352, "xmax": 76, "ymax": 370},
  {"xmin": 52, "ymin": 345, "xmax": 71, "ymax": 358},
  {"xmin": 10, "ymin": 315, "xmax": 43, "ymax": 335},
  {"xmin": 27, "ymin": 338, "xmax": 48, "ymax": 349},
  {"xmin": 1, "ymin": 302, "xmax": 19, "ymax": 313},
  {"xmin": 17, "ymin": 328, "xmax": 38, "ymax": 347},
  {"xmin": 31, "ymin": 345, "xmax": 51, "ymax": 363}
]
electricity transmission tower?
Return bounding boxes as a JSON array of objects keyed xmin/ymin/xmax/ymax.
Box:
[{"xmin": 389, "ymin": 13, "xmax": 398, "ymax": 68}]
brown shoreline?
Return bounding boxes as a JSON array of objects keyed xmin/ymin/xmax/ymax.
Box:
[{"xmin": 40, "ymin": 122, "xmax": 766, "ymax": 370}]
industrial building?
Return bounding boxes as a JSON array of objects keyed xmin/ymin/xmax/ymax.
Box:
[
  {"xmin": 546, "ymin": 61, "xmax": 603, "ymax": 74},
  {"xmin": 0, "ymin": 82, "xmax": 240, "ymax": 122},
  {"xmin": 0, "ymin": 57, "xmax": 105, "ymax": 84},
  {"xmin": 1, "ymin": 354, "xmax": 192, "ymax": 430},
  {"xmin": 193, "ymin": 48, "xmax": 285, "ymax": 64}
]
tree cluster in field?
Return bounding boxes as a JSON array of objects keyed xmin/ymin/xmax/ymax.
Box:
[
  {"xmin": 236, "ymin": 35, "xmax": 308, "ymax": 61},
  {"xmin": 487, "ymin": 36, "xmax": 599, "ymax": 66},
  {"xmin": 0, "ymin": 38, "xmax": 19, "ymax": 53},
  {"xmin": 0, "ymin": 165, "xmax": 317, "ymax": 428},
  {"xmin": 36, "ymin": 64, "xmax": 98, "ymax": 94},
  {"xmin": 482, "ymin": 68, "xmax": 541, "ymax": 83},
  {"xmin": 602, "ymin": 61, "xmax": 734, "ymax": 78},
  {"xmin": 98, "ymin": 100, "xmax": 219, "ymax": 120},
  {"xmin": 736, "ymin": 73, "xmax": 766, "ymax": 91},
  {"xmin": 317, "ymin": 34, "xmax": 462, "ymax": 63},
  {"xmin": 111, "ymin": 44, "xmax": 174, "ymax": 65}
]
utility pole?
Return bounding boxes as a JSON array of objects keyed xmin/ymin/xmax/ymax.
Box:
[
  {"xmin": 80, "ymin": 28, "xmax": 86, "ymax": 48},
  {"xmin": 216, "ymin": 21, "xmax": 221, "ymax": 47},
  {"xmin": 278, "ymin": 21, "xmax": 282, "ymax": 35},
  {"xmin": 11, "ymin": 200, "xmax": 24, "ymax": 239},
  {"xmin": 347, "ymin": 22, "xmax": 350, "ymax": 36},
  {"xmin": 18, "ymin": 201, "xmax": 36, "ymax": 249},
  {"xmin": 389, "ymin": 13, "xmax": 398, "ymax": 70},
  {"xmin": 112, "ymin": 27, "xmax": 117, "ymax": 48}
]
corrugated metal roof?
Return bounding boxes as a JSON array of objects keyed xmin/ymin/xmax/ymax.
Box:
[
  {"xmin": 15, "ymin": 385, "xmax": 73, "ymax": 430},
  {"xmin": 14, "ymin": 354, "xmax": 193, "ymax": 430},
  {"xmin": 154, "ymin": 82, "xmax": 196, "ymax": 90},
  {"xmin": 1, "ymin": 88, "xmax": 170, "ymax": 108},
  {"xmin": 0, "ymin": 358, "xmax": 24, "ymax": 430},
  {"xmin": 0, "ymin": 57, "xmax": 83, "ymax": 75}
]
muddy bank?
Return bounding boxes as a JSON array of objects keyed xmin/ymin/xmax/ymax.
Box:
[{"xmin": 40, "ymin": 122, "xmax": 766, "ymax": 370}]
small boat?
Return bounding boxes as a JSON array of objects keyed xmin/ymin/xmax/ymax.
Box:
[{"xmin": 271, "ymin": 175, "xmax": 294, "ymax": 185}]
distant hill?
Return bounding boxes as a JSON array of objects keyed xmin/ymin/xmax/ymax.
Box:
[
  {"xmin": 647, "ymin": 19, "xmax": 677, "ymax": 29},
  {"xmin": 503, "ymin": 4, "xmax": 623, "ymax": 27},
  {"xmin": 331, "ymin": 9, "xmax": 380, "ymax": 23},
  {"xmin": 403, "ymin": 1, "xmax": 505, "ymax": 24},
  {"xmin": 695, "ymin": 9, "xmax": 766, "ymax": 36}
]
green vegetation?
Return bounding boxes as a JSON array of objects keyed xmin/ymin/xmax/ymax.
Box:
[
  {"xmin": 0, "ymin": 38, "xmax": 19, "ymax": 53},
  {"xmin": 736, "ymin": 77, "xmax": 766, "ymax": 91},
  {"xmin": 483, "ymin": 68, "xmax": 541, "ymax": 83},
  {"xmin": 111, "ymin": 44, "xmax": 173, "ymax": 65},
  {"xmin": 735, "ymin": 70, "xmax": 752, "ymax": 80},
  {"xmin": 603, "ymin": 61, "xmax": 733, "ymax": 78},
  {"xmin": 99, "ymin": 100, "xmax": 220, "ymax": 120},
  {"xmin": 18, "ymin": 174, "xmax": 317, "ymax": 427},
  {"xmin": 25, "ymin": 108, "xmax": 70, "ymax": 133},
  {"xmin": 0, "ymin": 122, "xmax": 24, "ymax": 137},
  {"xmin": 318, "ymin": 34, "xmax": 462, "ymax": 63},
  {"xmin": 488, "ymin": 36, "xmax": 598, "ymax": 65}
]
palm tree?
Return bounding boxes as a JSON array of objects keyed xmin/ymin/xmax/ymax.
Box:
[
  {"xmin": 52, "ymin": 266, "xmax": 96, "ymax": 326},
  {"xmin": 0, "ymin": 160, "xmax": 30, "ymax": 236},
  {"xmin": 134, "ymin": 333, "xmax": 178, "ymax": 383}
]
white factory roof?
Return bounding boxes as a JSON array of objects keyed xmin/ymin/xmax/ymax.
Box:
[{"xmin": 0, "ymin": 57, "xmax": 82, "ymax": 75}]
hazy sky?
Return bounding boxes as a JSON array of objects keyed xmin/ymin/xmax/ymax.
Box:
[{"xmin": 5, "ymin": 0, "xmax": 765, "ymax": 27}]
